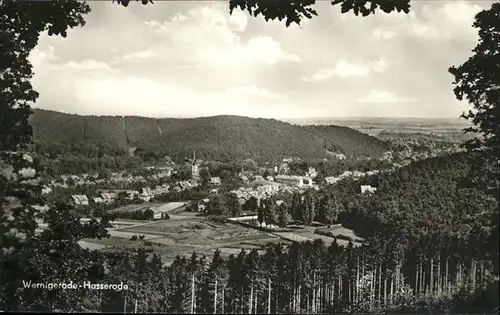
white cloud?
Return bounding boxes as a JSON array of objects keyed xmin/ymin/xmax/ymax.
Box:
[
  {"xmin": 28, "ymin": 1, "xmax": 478, "ymax": 119},
  {"xmin": 302, "ymin": 57, "xmax": 389, "ymax": 82},
  {"xmin": 302, "ymin": 61, "xmax": 370, "ymax": 82},
  {"xmin": 76, "ymin": 77, "xmax": 195, "ymax": 112},
  {"xmin": 114, "ymin": 49, "xmax": 157, "ymax": 63},
  {"xmin": 172, "ymin": 12, "xmax": 187, "ymax": 23},
  {"xmin": 227, "ymin": 10, "xmax": 248, "ymax": 32},
  {"xmin": 143, "ymin": 5, "xmax": 299, "ymax": 67},
  {"xmin": 29, "ymin": 45, "xmax": 58, "ymax": 65},
  {"xmin": 239, "ymin": 36, "xmax": 301, "ymax": 65},
  {"xmin": 66, "ymin": 59, "xmax": 115, "ymax": 72},
  {"xmin": 226, "ymin": 86, "xmax": 282, "ymax": 99},
  {"xmin": 370, "ymin": 57, "xmax": 389, "ymax": 73},
  {"xmin": 358, "ymin": 90, "xmax": 417, "ymax": 104},
  {"xmin": 372, "ymin": 28, "xmax": 396, "ymax": 40},
  {"xmin": 408, "ymin": 1, "xmax": 482, "ymax": 40}
]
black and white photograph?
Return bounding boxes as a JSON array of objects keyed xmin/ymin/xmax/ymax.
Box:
[{"xmin": 1, "ymin": 0, "xmax": 499, "ymax": 313}]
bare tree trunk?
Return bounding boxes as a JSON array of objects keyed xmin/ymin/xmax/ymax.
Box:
[
  {"xmin": 331, "ymin": 279, "xmax": 335, "ymax": 306},
  {"xmin": 383, "ymin": 270, "xmax": 387, "ymax": 305},
  {"xmin": 214, "ymin": 279, "xmax": 218, "ymax": 314},
  {"xmin": 372, "ymin": 271, "xmax": 376, "ymax": 308},
  {"xmin": 471, "ymin": 260, "xmax": 477, "ymax": 292},
  {"xmin": 378, "ymin": 263, "xmax": 382, "ymax": 306},
  {"xmin": 339, "ymin": 276, "xmax": 342, "ymax": 304},
  {"xmin": 458, "ymin": 263, "xmax": 462, "ymax": 288},
  {"xmin": 255, "ymin": 289, "xmax": 258, "ymax": 314},
  {"xmin": 328, "ymin": 283, "xmax": 333, "ymax": 308},
  {"xmin": 249, "ymin": 283, "xmax": 254, "ymax": 314},
  {"xmin": 384, "ymin": 267, "xmax": 387, "ymax": 305},
  {"xmin": 356, "ymin": 258, "xmax": 360, "ymax": 304},
  {"xmin": 415, "ymin": 262, "xmax": 419, "ymax": 295},
  {"xmin": 319, "ymin": 283, "xmax": 323, "ymax": 312},
  {"xmin": 134, "ymin": 299, "xmax": 138, "ymax": 314},
  {"xmin": 445, "ymin": 257, "xmax": 449, "ymax": 296},
  {"xmin": 124, "ymin": 295, "xmax": 127, "ymax": 313},
  {"xmin": 389, "ymin": 275, "xmax": 394, "ymax": 305},
  {"xmin": 191, "ymin": 274, "xmax": 195, "ymax": 314},
  {"xmin": 420, "ymin": 262, "xmax": 424, "ymax": 295},
  {"xmin": 348, "ymin": 276, "xmax": 351, "ymax": 305},
  {"xmin": 292, "ymin": 277, "xmax": 296, "ymax": 313},
  {"xmin": 430, "ymin": 256, "xmax": 434, "ymax": 296},
  {"xmin": 222, "ymin": 287, "xmax": 225, "ymax": 314},
  {"xmin": 395, "ymin": 256, "xmax": 401, "ymax": 294},
  {"xmin": 312, "ymin": 272, "xmax": 316, "ymax": 313},
  {"xmin": 298, "ymin": 283, "xmax": 302, "ymax": 312},
  {"xmin": 480, "ymin": 260, "xmax": 484, "ymax": 285},
  {"xmin": 240, "ymin": 287, "xmax": 244, "ymax": 314},
  {"xmin": 438, "ymin": 254, "xmax": 442, "ymax": 295},
  {"xmin": 267, "ymin": 278, "xmax": 271, "ymax": 314}
]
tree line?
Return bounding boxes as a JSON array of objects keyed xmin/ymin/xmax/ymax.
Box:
[{"xmin": 19, "ymin": 238, "xmax": 496, "ymax": 313}]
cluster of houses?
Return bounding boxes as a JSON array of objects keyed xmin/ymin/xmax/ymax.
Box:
[
  {"xmin": 324, "ymin": 169, "xmax": 382, "ymax": 185},
  {"xmin": 275, "ymin": 175, "xmax": 314, "ymax": 188},
  {"xmin": 70, "ymin": 180, "xmax": 194, "ymax": 207},
  {"xmin": 46, "ymin": 168, "xmax": 172, "ymax": 190},
  {"xmin": 230, "ymin": 179, "xmax": 305, "ymax": 205}
]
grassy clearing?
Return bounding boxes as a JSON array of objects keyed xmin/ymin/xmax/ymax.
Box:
[{"xmin": 109, "ymin": 203, "xmax": 159, "ymax": 213}]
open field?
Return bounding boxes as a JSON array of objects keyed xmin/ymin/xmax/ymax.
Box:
[
  {"xmin": 80, "ymin": 212, "xmax": 284, "ymax": 264},
  {"xmin": 315, "ymin": 226, "xmax": 365, "ymax": 242},
  {"xmin": 273, "ymin": 230, "xmax": 362, "ymax": 247},
  {"xmin": 108, "ymin": 230, "xmax": 161, "ymax": 240},
  {"xmin": 286, "ymin": 117, "xmax": 473, "ymax": 142},
  {"xmin": 243, "ymin": 220, "xmax": 364, "ymax": 247},
  {"xmin": 73, "ymin": 211, "xmax": 364, "ymax": 264},
  {"xmin": 109, "ymin": 203, "xmax": 159, "ymax": 213}
]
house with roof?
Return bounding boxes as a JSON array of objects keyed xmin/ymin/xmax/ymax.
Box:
[
  {"xmin": 125, "ymin": 190, "xmax": 140, "ymax": 200},
  {"xmin": 209, "ymin": 177, "xmax": 222, "ymax": 186},
  {"xmin": 139, "ymin": 187, "xmax": 154, "ymax": 202},
  {"xmin": 71, "ymin": 194, "xmax": 89, "ymax": 206},
  {"xmin": 93, "ymin": 197, "xmax": 105, "ymax": 204},
  {"xmin": 361, "ymin": 185, "xmax": 377, "ymax": 194},
  {"xmin": 177, "ymin": 181, "xmax": 188, "ymax": 191},
  {"xmin": 239, "ymin": 174, "xmax": 249, "ymax": 183},
  {"xmin": 100, "ymin": 192, "xmax": 115, "ymax": 204},
  {"xmin": 306, "ymin": 167, "xmax": 318, "ymax": 178},
  {"xmin": 275, "ymin": 175, "xmax": 313, "ymax": 188},
  {"xmin": 325, "ymin": 176, "xmax": 339, "ymax": 184}
]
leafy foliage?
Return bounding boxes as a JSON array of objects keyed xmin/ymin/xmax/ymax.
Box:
[
  {"xmin": 448, "ymin": 2, "xmax": 500, "ymax": 276},
  {"xmin": 0, "ymin": 1, "xmax": 116, "ymax": 311},
  {"xmin": 112, "ymin": 0, "xmax": 410, "ymax": 27}
]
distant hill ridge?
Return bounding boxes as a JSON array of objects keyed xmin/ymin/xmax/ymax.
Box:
[{"xmin": 29, "ymin": 109, "xmax": 390, "ymax": 162}]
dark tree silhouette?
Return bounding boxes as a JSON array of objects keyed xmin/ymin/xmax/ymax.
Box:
[
  {"xmin": 449, "ymin": 2, "xmax": 500, "ymax": 277},
  {"xmin": 113, "ymin": 0, "xmax": 410, "ymax": 27},
  {"xmin": 0, "ymin": 1, "xmax": 113, "ymax": 311}
]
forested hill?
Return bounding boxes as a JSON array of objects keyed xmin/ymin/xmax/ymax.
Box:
[{"xmin": 29, "ymin": 109, "xmax": 390, "ymax": 162}]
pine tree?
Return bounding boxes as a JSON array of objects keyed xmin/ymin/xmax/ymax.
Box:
[
  {"xmin": 226, "ymin": 193, "xmax": 242, "ymax": 217},
  {"xmin": 277, "ymin": 204, "xmax": 291, "ymax": 229}
]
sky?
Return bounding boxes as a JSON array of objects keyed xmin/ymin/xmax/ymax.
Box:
[{"xmin": 29, "ymin": 0, "xmax": 493, "ymax": 119}]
